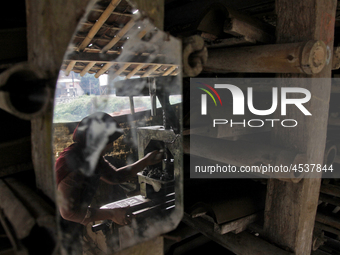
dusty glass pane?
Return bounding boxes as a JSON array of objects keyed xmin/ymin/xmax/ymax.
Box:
[{"xmin": 53, "ymin": 0, "xmax": 182, "ymax": 253}]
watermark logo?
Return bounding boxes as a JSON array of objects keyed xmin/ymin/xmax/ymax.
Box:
[
  {"xmin": 194, "ymin": 79, "xmax": 312, "ymax": 128},
  {"xmin": 199, "ymin": 83, "xmax": 311, "ymax": 117},
  {"xmin": 197, "ymin": 82, "xmax": 222, "ymax": 115}
]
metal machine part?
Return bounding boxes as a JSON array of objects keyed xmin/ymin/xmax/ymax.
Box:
[
  {"xmin": 137, "ymin": 126, "xmax": 180, "ymax": 198},
  {"xmin": 148, "ymin": 77, "xmax": 157, "ymax": 116}
]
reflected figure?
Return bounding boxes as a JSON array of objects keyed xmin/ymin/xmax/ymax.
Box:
[{"xmin": 55, "ymin": 112, "xmax": 162, "ymax": 226}]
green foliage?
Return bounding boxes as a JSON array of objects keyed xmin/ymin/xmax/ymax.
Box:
[{"xmin": 53, "ymin": 95, "xmax": 153, "ymax": 123}]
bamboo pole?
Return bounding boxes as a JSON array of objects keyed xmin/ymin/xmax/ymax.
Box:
[
  {"xmin": 162, "ymin": 65, "xmax": 177, "ymax": 76},
  {"xmin": 79, "ymin": 0, "xmax": 122, "ymax": 51},
  {"xmin": 80, "ymin": 61, "xmax": 97, "ymax": 76},
  {"xmin": 65, "ymin": 60, "xmax": 76, "ymax": 76},
  {"xmin": 101, "ymin": 19, "xmax": 135, "ymax": 53},
  {"xmin": 142, "ymin": 64, "xmax": 162, "ymax": 77},
  {"xmin": 95, "ymin": 62, "xmax": 130, "ymax": 78},
  {"xmin": 126, "ymin": 63, "xmax": 145, "ymax": 79},
  {"xmin": 93, "ymin": 62, "xmax": 114, "ymax": 78}
]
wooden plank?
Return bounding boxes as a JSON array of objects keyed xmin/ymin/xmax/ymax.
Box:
[
  {"xmin": 315, "ymin": 212, "xmax": 340, "ymax": 230},
  {"xmin": 182, "ymin": 213, "xmax": 293, "ymax": 255},
  {"xmin": 320, "ymin": 183, "xmax": 340, "ymax": 197},
  {"xmin": 315, "ymin": 221, "xmax": 340, "ymax": 237},
  {"xmin": 264, "ymin": 1, "xmax": 337, "ymax": 254},
  {"xmin": 214, "ymin": 213, "xmax": 261, "ymax": 235},
  {"xmin": 319, "ymin": 193, "xmax": 340, "ymax": 207},
  {"xmin": 0, "ymin": 180, "xmax": 35, "ymax": 239}
]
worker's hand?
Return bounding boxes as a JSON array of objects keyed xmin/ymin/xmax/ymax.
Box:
[
  {"xmin": 143, "ymin": 150, "xmax": 164, "ymax": 166},
  {"xmin": 108, "ymin": 206, "xmax": 133, "ymax": 225}
]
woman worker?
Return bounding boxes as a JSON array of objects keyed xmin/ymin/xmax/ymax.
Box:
[{"xmin": 55, "ymin": 112, "xmax": 163, "ymax": 226}]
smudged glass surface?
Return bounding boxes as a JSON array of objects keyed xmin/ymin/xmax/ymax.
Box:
[{"xmin": 53, "ymin": 0, "xmax": 182, "ymax": 253}]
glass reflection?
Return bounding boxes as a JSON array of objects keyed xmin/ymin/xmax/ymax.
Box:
[{"xmin": 53, "ymin": 0, "xmax": 182, "ymax": 253}]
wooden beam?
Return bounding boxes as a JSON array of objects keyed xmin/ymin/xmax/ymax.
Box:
[
  {"xmin": 224, "ymin": 15, "xmax": 275, "ymax": 43},
  {"xmin": 315, "ymin": 222, "xmax": 340, "ymax": 237},
  {"xmin": 315, "ymin": 212, "xmax": 340, "ymax": 230},
  {"xmin": 142, "ymin": 64, "xmax": 161, "ymax": 77},
  {"xmin": 162, "ymin": 66, "xmax": 177, "ymax": 76},
  {"xmin": 101, "ymin": 19, "xmax": 135, "ymax": 53},
  {"xmin": 93, "ymin": 62, "xmax": 114, "ymax": 77},
  {"xmin": 95, "ymin": 62, "xmax": 130, "ymax": 78},
  {"xmin": 320, "ymin": 183, "xmax": 340, "ymax": 197},
  {"xmin": 264, "ymin": 1, "xmax": 337, "ymax": 254},
  {"xmin": 204, "ymin": 40, "xmax": 327, "ymax": 74},
  {"xmin": 214, "ymin": 213, "xmax": 262, "ymax": 235},
  {"xmin": 78, "ymin": 0, "xmax": 121, "ymax": 51},
  {"xmin": 80, "ymin": 61, "xmax": 96, "ymax": 76},
  {"xmin": 65, "ymin": 60, "xmax": 76, "ymax": 76},
  {"xmin": 91, "ymin": 9, "xmax": 133, "ymax": 17},
  {"xmin": 126, "ymin": 63, "xmax": 145, "ymax": 79},
  {"xmin": 66, "ymin": 52, "xmax": 165, "ymax": 64}
]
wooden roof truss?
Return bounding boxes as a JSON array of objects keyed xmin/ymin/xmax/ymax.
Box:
[{"xmin": 61, "ymin": 0, "xmax": 179, "ymax": 79}]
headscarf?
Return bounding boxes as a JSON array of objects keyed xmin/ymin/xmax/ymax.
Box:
[{"xmin": 55, "ymin": 112, "xmax": 123, "ymax": 185}]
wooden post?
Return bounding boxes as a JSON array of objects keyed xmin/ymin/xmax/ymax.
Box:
[
  {"xmin": 263, "ymin": 1, "xmax": 337, "ymax": 254},
  {"xmin": 26, "ymin": 0, "xmax": 92, "ymax": 201}
]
